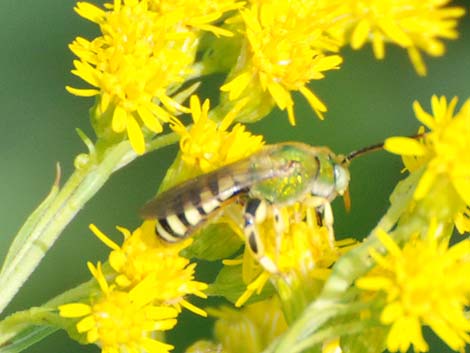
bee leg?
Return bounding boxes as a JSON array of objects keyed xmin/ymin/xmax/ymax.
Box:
[
  {"xmin": 306, "ymin": 196, "xmax": 336, "ymax": 247},
  {"xmin": 243, "ymin": 198, "xmax": 278, "ymax": 273},
  {"xmin": 315, "ymin": 202, "xmax": 335, "ymax": 247},
  {"xmin": 272, "ymin": 205, "xmax": 284, "ymax": 257}
]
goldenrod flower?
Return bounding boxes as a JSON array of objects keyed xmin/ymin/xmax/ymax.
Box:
[
  {"xmin": 90, "ymin": 222, "xmax": 208, "ymax": 317},
  {"xmin": 344, "ymin": 0, "xmax": 465, "ymax": 75},
  {"xmin": 356, "ymin": 224, "xmax": 470, "ymax": 352},
  {"xmin": 171, "ymin": 95, "xmax": 265, "ymax": 174},
  {"xmin": 68, "ymin": 1, "xmax": 197, "ymax": 154},
  {"xmin": 148, "ymin": 0, "xmax": 242, "ymax": 36},
  {"xmin": 258, "ymin": 202, "xmax": 339, "ymax": 274},
  {"xmin": 236, "ymin": 199, "xmax": 353, "ymax": 306},
  {"xmin": 221, "ymin": 1, "xmax": 343, "ymax": 124},
  {"xmin": 59, "ymin": 262, "xmax": 178, "ymax": 353},
  {"xmin": 385, "ymin": 96, "xmax": 470, "ymax": 233}
]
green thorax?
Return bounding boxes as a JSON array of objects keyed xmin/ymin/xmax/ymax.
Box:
[{"xmin": 249, "ymin": 142, "xmax": 340, "ymax": 205}]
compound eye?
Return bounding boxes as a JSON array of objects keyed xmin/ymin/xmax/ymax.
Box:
[{"xmin": 333, "ymin": 164, "xmax": 350, "ymax": 195}]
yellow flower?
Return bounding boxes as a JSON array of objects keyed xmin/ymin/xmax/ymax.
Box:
[
  {"xmin": 59, "ymin": 262, "xmax": 178, "ymax": 353},
  {"xmin": 207, "ymin": 298, "xmax": 287, "ymax": 353},
  {"xmin": 90, "ymin": 222, "xmax": 208, "ymax": 317},
  {"xmin": 344, "ymin": 0, "xmax": 465, "ymax": 76},
  {"xmin": 171, "ymin": 95, "xmax": 265, "ymax": 174},
  {"xmin": 68, "ymin": 1, "xmax": 197, "ymax": 154},
  {"xmin": 148, "ymin": 0, "xmax": 242, "ymax": 36},
  {"xmin": 258, "ymin": 201, "xmax": 339, "ymax": 274},
  {"xmin": 385, "ymin": 96, "xmax": 470, "ymax": 233},
  {"xmin": 356, "ymin": 224, "xmax": 470, "ymax": 352},
  {"xmin": 221, "ymin": 1, "xmax": 344, "ymax": 124},
  {"xmin": 235, "ymin": 199, "xmax": 355, "ymax": 307}
]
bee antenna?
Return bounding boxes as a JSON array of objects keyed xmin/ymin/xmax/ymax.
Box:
[
  {"xmin": 345, "ymin": 141, "xmax": 385, "ymax": 163},
  {"xmin": 344, "ymin": 133, "xmax": 425, "ymax": 164}
]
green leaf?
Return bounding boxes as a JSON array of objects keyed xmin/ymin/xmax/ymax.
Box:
[
  {"xmin": 207, "ymin": 264, "xmax": 274, "ymax": 305},
  {"xmin": 0, "ymin": 326, "xmax": 58, "ymax": 353}
]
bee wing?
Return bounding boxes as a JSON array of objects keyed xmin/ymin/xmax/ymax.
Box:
[{"xmin": 140, "ymin": 151, "xmax": 280, "ymax": 219}]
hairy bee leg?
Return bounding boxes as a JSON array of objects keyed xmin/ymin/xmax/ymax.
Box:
[
  {"xmin": 306, "ymin": 196, "xmax": 336, "ymax": 247},
  {"xmin": 316, "ymin": 202, "xmax": 335, "ymax": 247},
  {"xmin": 243, "ymin": 198, "xmax": 278, "ymax": 273}
]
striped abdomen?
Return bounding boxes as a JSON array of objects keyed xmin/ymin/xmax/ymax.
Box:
[{"xmin": 141, "ymin": 172, "xmax": 250, "ymax": 242}]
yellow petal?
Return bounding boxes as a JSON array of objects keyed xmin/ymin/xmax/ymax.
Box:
[
  {"xmin": 65, "ymin": 86, "xmax": 99, "ymax": 97},
  {"xmin": 413, "ymin": 100, "xmax": 435, "ymax": 129},
  {"xmin": 300, "ymin": 86, "xmax": 327, "ymax": 115},
  {"xmin": 380, "ymin": 17, "xmax": 412, "ymax": 47},
  {"xmin": 127, "ymin": 115, "xmax": 146, "ymax": 155},
  {"xmin": 58, "ymin": 303, "xmax": 91, "ymax": 317},
  {"xmin": 75, "ymin": 2, "xmax": 105, "ymax": 23},
  {"xmin": 351, "ymin": 20, "xmax": 371, "ymax": 49},
  {"xmin": 414, "ymin": 170, "xmax": 436, "ymax": 200},
  {"xmin": 112, "ymin": 106, "xmax": 127, "ymax": 133},
  {"xmin": 72, "ymin": 60, "xmax": 99, "ymax": 87},
  {"xmin": 267, "ymin": 82, "xmax": 292, "ymax": 110},
  {"xmin": 451, "ymin": 176, "xmax": 470, "ymax": 205},
  {"xmin": 142, "ymin": 337, "xmax": 175, "ymax": 353},
  {"xmin": 146, "ymin": 306, "xmax": 178, "ymax": 320},
  {"xmin": 89, "ymin": 224, "xmax": 120, "ymax": 250},
  {"xmin": 220, "ymin": 72, "xmax": 252, "ymax": 100},
  {"xmin": 180, "ymin": 299, "xmax": 207, "ymax": 317},
  {"xmin": 407, "ymin": 47, "xmax": 427, "ymax": 77},
  {"xmin": 76, "ymin": 315, "xmax": 96, "ymax": 333},
  {"xmin": 138, "ymin": 107, "xmax": 163, "ymax": 133},
  {"xmin": 372, "ymin": 34, "xmax": 385, "ymax": 60},
  {"xmin": 384, "ymin": 137, "xmax": 428, "ymax": 156}
]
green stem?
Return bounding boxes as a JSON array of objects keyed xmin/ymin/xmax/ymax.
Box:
[
  {"xmin": 290, "ymin": 320, "xmax": 371, "ymax": 353},
  {"xmin": 0, "ymin": 133, "xmax": 179, "ymax": 314}
]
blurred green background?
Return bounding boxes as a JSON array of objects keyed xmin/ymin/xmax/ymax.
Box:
[{"xmin": 1, "ymin": 1, "xmax": 469, "ymax": 353}]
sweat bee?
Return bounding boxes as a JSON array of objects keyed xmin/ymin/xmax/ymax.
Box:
[{"xmin": 140, "ymin": 141, "xmax": 374, "ymax": 273}]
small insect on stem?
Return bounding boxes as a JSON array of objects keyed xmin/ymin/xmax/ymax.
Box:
[{"xmin": 141, "ymin": 137, "xmax": 406, "ymax": 273}]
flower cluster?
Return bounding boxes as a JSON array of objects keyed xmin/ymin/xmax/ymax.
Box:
[
  {"xmin": 60, "ymin": 0, "xmax": 469, "ymax": 351},
  {"xmin": 343, "ymin": 0, "xmax": 465, "ymax": 75},
  {"xmin": 171, "ymin": 95, "xmax": 265, "ymax": 176},
  {"xmin": 385, "ymin": 96, "xmax": 470, "ymax": 233},
  {"xmin": 235, "ymin": 198, "xmax": 355, "ymax": 307},
  {"xmin": 355, "ymin": 95, "xmax": 470, "ymax": 352},
  {"xmin": 68, "ymin": 0, "xmax": 465, "ymax": 155},
  {"xmin": 68, "ymin": 0, "xmax": 237, "ymax": 154},
  {"xmin": 59, "ymin": 221, "xmax": 207, "ymax": 352},
  {"xmin": 221, "ymin": 0, "xmax": 344, "ymax": 124},
  {"xmin": 357, "ymin": 224, "xmax": 470, "ymax": 352}
]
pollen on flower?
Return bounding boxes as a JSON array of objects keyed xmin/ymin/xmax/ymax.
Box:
[
  {"xmin": 356, "ymin": 224, "xmax": 470, "ymax": 352},
  {"xmin": 344, "ymin": 0, "xmax": 465, "ymax": 76},
  {"xmin": 220, "ymin": 1, "xmax": 344, "ymax": 124},
  {"xmin": 89, "ymin": 222, "xmax": 208, "ymax": 316},
  {"xmin": 384, "ymin": 96, "xmax": 470, "ymax": 232},
  {"xmin": 59, "ymin": 262, "xmax": 179, "ymax": 353},
  {"xmin": 68, "ymin": 0, "xmax": 197, "ymax": 154},
  {"xmin": 171, "ymin": 95, "xmax": 265, "ymax": 174}
]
